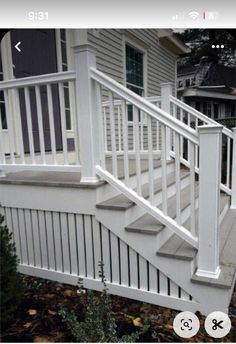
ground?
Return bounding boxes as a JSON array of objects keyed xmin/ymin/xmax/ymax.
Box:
[{"xmin": 1, "ymin": 275, "xmax": 235, "ymax": 343}]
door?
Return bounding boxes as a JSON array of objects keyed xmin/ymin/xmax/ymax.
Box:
[{"xmin": 11, "ymin": 29, "xmax": 62, "ymax": 153}]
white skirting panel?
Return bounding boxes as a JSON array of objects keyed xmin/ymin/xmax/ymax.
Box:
[{"xmin": 1, "ymin": 206, "xmax": 196, "ymax": 311}]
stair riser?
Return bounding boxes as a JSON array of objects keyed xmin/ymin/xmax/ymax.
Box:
[
  {"xmin": 123, "ymin": 174, "xmax": 191, "ymax": 228},
  {"xmin": 95, "ymin": 209, "xmax": 232, "ymax": 314},
  {"xmin": 96, "ymin": 161, "xmax": 175, "ymax": 203}
]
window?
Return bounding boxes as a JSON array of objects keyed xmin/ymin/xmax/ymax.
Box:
[
  {"xmin": 125, "ymin": 44, "xmax": 145, "ymax": 121},
  {"xmin": 59, "ymin": 29, "xmax": 72, "ymax": 130},
  {"xmin": 213, "ymin": 103, "xmax": 219, "ymax": 119},
  {"xmin": 0, "ymin": 52, "xmax": 7, "ymax": 130},
  {"xmin": 185, "ymin": 79, "xmax": 190, "ymax": 87}
]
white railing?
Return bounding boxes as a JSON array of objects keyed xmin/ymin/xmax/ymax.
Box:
[
  {"xmin": 170, "ymin": 95, "xmax": 234, "ymax": 196},
  {"xmin": 0, "ymin": 71, "xmax": 80, "ymax": 172},
  {"xmin": 90, "ymin": 67, "xmax": 199, "ymax": 248},
  {"xmin": 102, "ymin": 97, "xmax": 161, "ymax": 154}
]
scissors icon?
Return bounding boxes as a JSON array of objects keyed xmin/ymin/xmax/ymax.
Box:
[{"xmin": 212, "ymin": 319, "xmax": 224, "ymax": 330}]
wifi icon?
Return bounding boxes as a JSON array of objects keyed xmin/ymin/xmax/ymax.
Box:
[{"xmin": 188, "ymin": 11, "xmax": 199, "ymax": 19}]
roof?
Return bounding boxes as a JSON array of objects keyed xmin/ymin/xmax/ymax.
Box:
[
  {"xmin": 158, "ymin": 29, "xmax": 190, "ymax": 55},
  {"xmin": 202, "ymin": 64, "xmax": 236, "ymax": 88}
]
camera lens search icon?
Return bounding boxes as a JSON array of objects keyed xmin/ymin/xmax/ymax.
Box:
[{"xmin": 173, "ymin": 311, "xmax": 200, "ymax": 338}]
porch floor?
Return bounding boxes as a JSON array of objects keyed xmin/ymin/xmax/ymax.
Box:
[{"xmin": 0, "ymin": 157, "xmax": 163, "ymax": 187}]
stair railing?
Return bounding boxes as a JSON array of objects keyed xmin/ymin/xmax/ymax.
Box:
[
  {"xmin": 75, "ymin": 44, "xmax": 229, "ymax": 279},
  {"xmin": 170, "ymin": 95, "xmax": 235, "ymax": 198}
]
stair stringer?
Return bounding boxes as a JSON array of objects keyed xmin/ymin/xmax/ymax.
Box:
[{"xmin": 95, "ymin": 207, "xmax": 231, "ymax": 314}]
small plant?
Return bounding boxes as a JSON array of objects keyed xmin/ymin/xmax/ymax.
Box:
[
  {"xmin": 0, "ymin": 211, "xmax": 23, "ymax": 325},
  {"xmin": 59, "ymin": 262, "xmax": 149, "ymax": 342}
]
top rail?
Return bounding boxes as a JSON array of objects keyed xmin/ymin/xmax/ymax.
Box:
[
  {"xmin": 90, "ymin": 67, "xmax": 199, "ymax": 145},
  {"xmin": 0, "ymin": 71, "xmax": 76, "ymax": 90},
  {"xmin": 102, "ymin": 96, "xmax": 161, "ymax": 107},
  {"xmin": 170, "ymin": 95, "xmax": 233, "ymax": 139}
]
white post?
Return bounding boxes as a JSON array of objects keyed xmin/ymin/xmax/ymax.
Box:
[
  {"xmin": 231, "ymin": 127, "xmax": 236, "ymax": 209},
  {"xmin": 161, "ymin": 82, "xmax": 172, "ymax": 160},
  {"xmin": 196, "ymin": 125, "xmax": 223, "ymax": 279},
  {"xmin": 74, "ymin": 44, "xmax": 101, "ymax": 183}
]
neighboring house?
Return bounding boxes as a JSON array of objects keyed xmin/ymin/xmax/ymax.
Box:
[
  {"xmin": 177, "ymin": 58, "xmax": 236, "ymax": 128},
  {"xmin": 0, "ymin": 29, "xmax": 235, "ymax": 316}
]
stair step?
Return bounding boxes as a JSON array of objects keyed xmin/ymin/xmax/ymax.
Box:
[
  {"xmin": 105, "ymin": 158, "xmax": 174, "ymax": 180},
  {"xmin": 96, "ymin": 169, "xmax": 190, "ymax": 210},
  {"xmin": 125, "ymin": 183, "xmax": 199, "ymax": 235},
  {"xmin": 125, "ymin": 214, "xmax": 164, "ymax": 235},
  {"xmin": 157, "ymin": 233, "xmax": 197, "ymax": 260},
  {"xmin": 156, "ymin": 193, "xmax": 231, "ymax": 262},
  {"xmin": 191, "ymin": 209, "xmax": 236, "ymax": 289}
]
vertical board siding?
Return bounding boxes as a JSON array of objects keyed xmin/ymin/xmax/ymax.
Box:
[{"xmin": 2, "ymin": 206, "xmax": 192, "ymax": 302}]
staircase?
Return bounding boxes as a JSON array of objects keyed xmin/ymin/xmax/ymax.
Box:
[
  {"xmin": 94, "ymin": 156, "xmax": 235, "ymax": 314},
  {"xmin": 0, "ymin": 45, "xmax": 235, "ymax": 315}
]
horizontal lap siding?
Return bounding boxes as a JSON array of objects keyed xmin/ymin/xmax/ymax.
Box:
[
  {"xmin": 88, "ymin": 29, "xmax": 176, "ymax": 151},
  {"xmin": 88, "ymin": 29, "xmax": 177, "ymax": 97}
]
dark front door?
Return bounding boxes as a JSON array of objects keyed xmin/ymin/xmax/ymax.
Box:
[{"xmin": 11, "ymin": 29, "xmax": 62, "ymax": 153}]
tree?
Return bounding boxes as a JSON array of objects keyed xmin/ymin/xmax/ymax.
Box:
[
  {"xmin": 176, "ymin": 29, "xmax": 236, "ymax": 69},
  {"xmin": 0, "ymin": 211, "xmax": 23, "ymax": 325}
]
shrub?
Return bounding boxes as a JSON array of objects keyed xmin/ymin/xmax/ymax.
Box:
[
  {"xmin": 59, "ymin": 262, "xmax": 149, "ymax": 342},
  {"xmin": 0, "ymin": 211, "xmax": 23, "ymax": 325}
]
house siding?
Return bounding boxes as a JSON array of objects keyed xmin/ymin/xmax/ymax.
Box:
[{"xmin": 87, "ymin": 29, "xmax": 177, "ymax": 96}]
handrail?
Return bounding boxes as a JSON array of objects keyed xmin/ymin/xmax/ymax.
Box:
[
  {"xmin": 90, "ymin": 67, "xmax": 199, "ymax": 145},
  {"xmin": 0, "ymin": 71, "xmax": 76, "ymax": 90},
  {"xmin": 102, "ymin": 96, "xmax": 161, "ymax": 107},
  {"xmin": 170, "ymin": 95, "xmax": 233, "ymax": 139},
  {"xmin": 96, "ymin": 165, "xmax": 199, "ymax": 249}
]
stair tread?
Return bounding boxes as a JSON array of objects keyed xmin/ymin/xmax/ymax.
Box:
[
  {"xmin": 157, "ymin": 194, "xmax": 231, "ymax": 264},
  {"xmin": 125, "ymin": 183, "xmax": 199, "ymax": 235},
  {"xmin": 96, "ymin": 169, "xmax": 189, "ymax": 210}
]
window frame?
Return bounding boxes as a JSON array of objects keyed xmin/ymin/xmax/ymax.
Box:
[{"xmin": 123, "ymin": 34, "xmax": 148, "ymax": 124}]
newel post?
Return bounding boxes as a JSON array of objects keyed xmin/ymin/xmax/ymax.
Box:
[
  {"xmin": 231, "ymin": 127, "xmax": 236, "ymax": 209},
  {"xmin": 196, "ymin": 125, "xmax": 223, "ymax": 279},
  {"xmin": 161, "ymin": 82, "xmax": 172, "ymax": 160},
  {"xmin": 74, "ymin": 44, "xmax": 101, "ymax": 183}
]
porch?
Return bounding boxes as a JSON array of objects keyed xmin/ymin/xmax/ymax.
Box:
[{"xmin": 0, "ymin": 44, "xmax": 236, "ymax": 315}]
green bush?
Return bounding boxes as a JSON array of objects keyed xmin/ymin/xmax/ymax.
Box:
[
  {"xmin": 0, "ymin": 211, "xmax": 23, "ymax": 325},
  {"xmin": 59, "ymin": 262, "xmax": 149, "ymax": 342}
]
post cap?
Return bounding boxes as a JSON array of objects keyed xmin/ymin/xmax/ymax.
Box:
[
  {"xmin": 197, "ymin": 124, "xmax": 223, "ymax": 135},
  {"xmin": 73, "ymin": 43, "xmax": 97, "ymax": 54}
]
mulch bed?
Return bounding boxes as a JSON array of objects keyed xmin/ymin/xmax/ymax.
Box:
[{"xmin": 1, "ymin": 275, "xmax": 235, "ymax": 343}]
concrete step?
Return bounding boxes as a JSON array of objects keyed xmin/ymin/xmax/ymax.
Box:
[
  {"xmin": 125, "ymin": 183, "xmax": 199, "ymax": 235},
  {"xmin": 96, "ymin": 169, "xmax": 190, "ymax": 210},
  {"xmin": 156, "ymin": 193, "xmax": 230, "ymax": 261}
]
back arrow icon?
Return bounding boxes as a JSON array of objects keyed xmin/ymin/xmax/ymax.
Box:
[{"xmin": 15, "ymin": 41, "xmax": 21, "ymax": 52}]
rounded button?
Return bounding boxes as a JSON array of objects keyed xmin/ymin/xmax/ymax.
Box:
[
  {"xmin": 173, "ymin": 311, "xmax": 200, "ymax": 338},
  {"xmin": 205, "ymin": 311, "xmax": 231, "ymax": 338}
]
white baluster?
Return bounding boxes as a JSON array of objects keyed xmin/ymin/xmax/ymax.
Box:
[
  {"xmin": 0, "ymin": 102, "xmax": 6, "ymax": 165},
  {"xmin": 35, "ymin": 86, "xmax": 46, "ymax": 165},
  {"xmin": 148, "ymin": 116, "xmax": 154, "ymax": 204},
  {"xmin": 58, "ymin": 82, "xmax": 68, "ymax": 165},
  {"xmin": 134, "ymin": 106, "xmax": 142, "ymax": 196},
  {"xmin": 175, "ymin": 132, "xmax": 181, "ymax": 224},
  {"xmin": 47, "ymin": 84, "xmax": 57, "ymax": 165},
  {"xmin": 24, "ymin": 87, "xmax": 35, "ymax": 164},
  {"xmin": 109, "ymin": 91, "xmax": 118, "ymax": 178},
  {"xmin": 189, "ymin": 141, "xmax": 196, "ymax": 235},
  {"xmin": 226, "ymin": 136, "xmax": 231, "ymax": 188},
  {"xmin": 121, "ymin": 100, "xmax": 129, "ymax": 185},
  {"xmin": 161, "ymin": 124, "xmax": 167, "ymax": 214}
]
